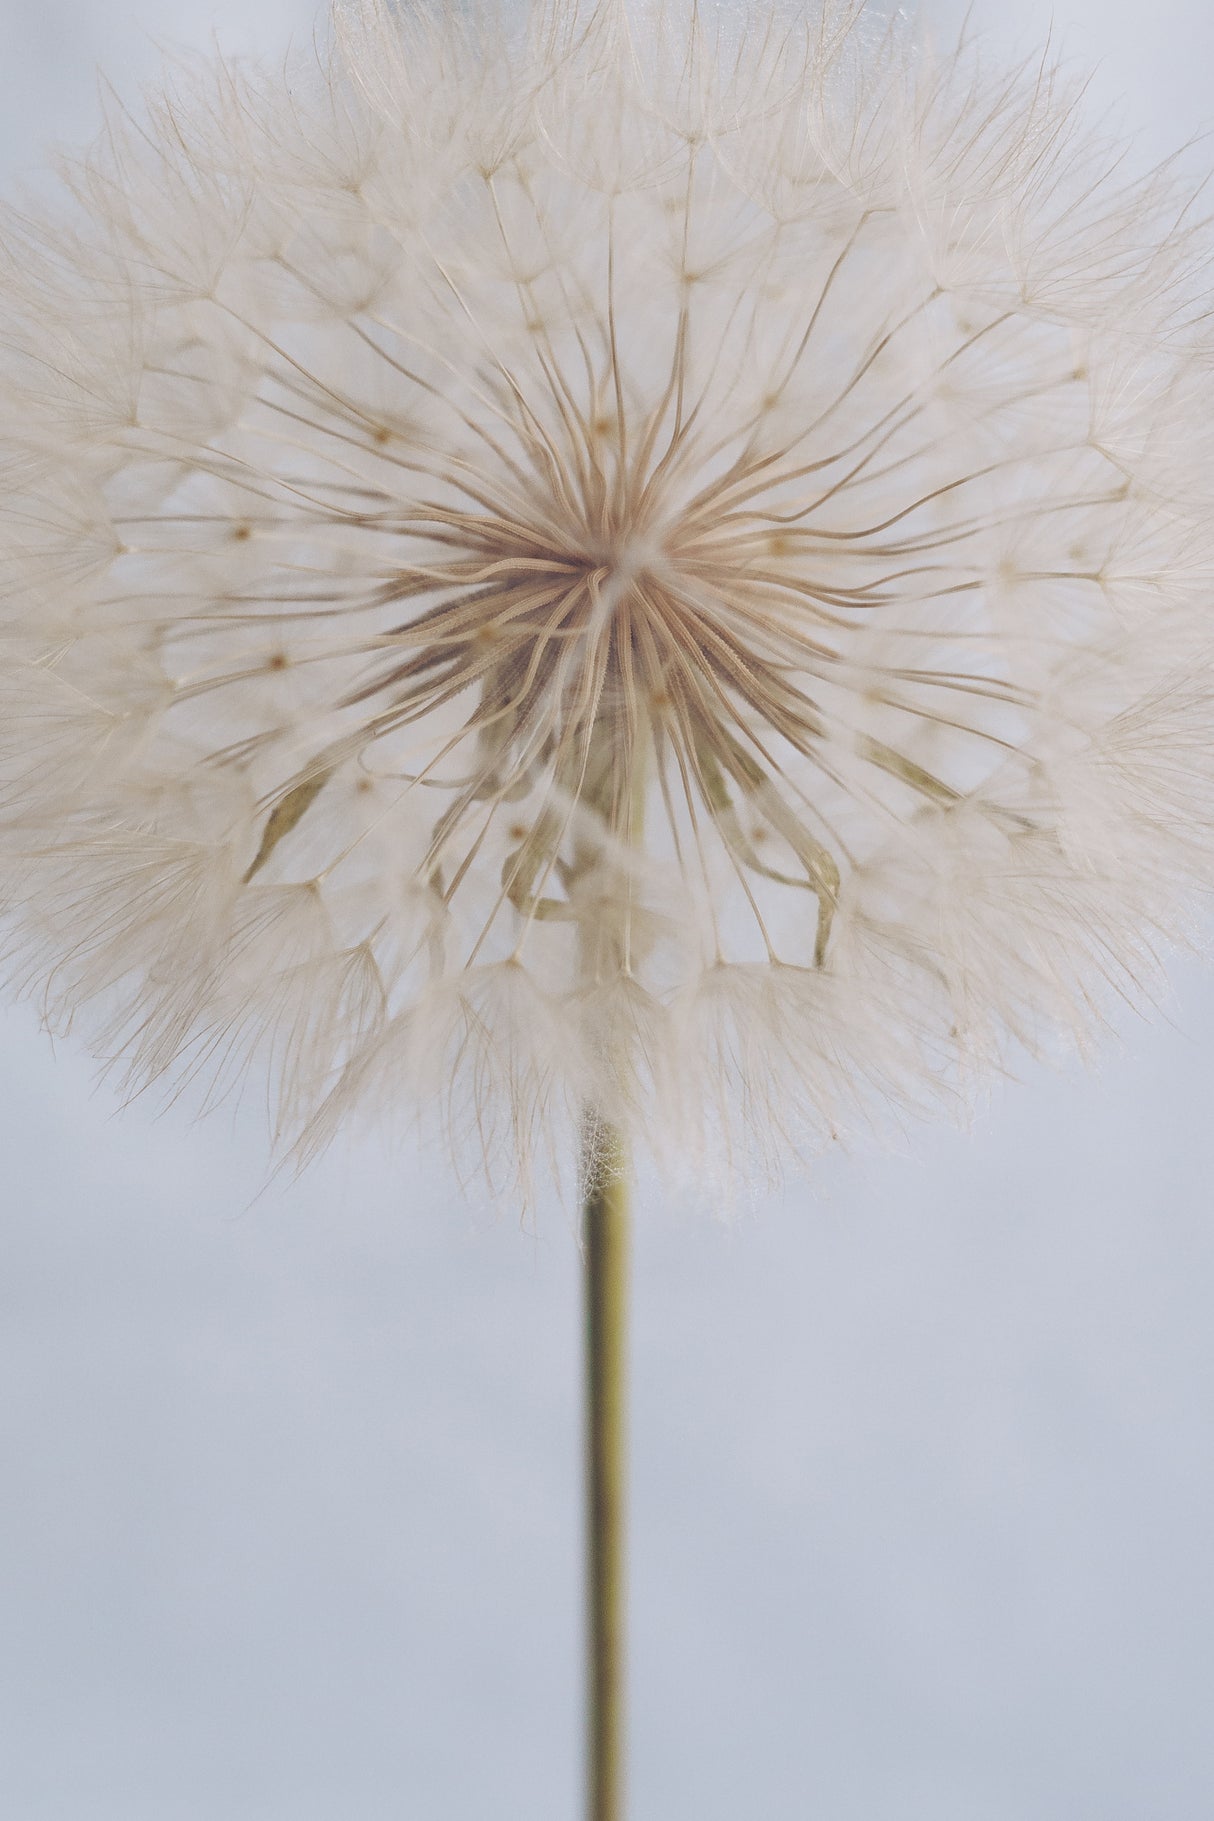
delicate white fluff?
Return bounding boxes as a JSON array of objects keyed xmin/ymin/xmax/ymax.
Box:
[{"xmin": 1, "ymin": 0, "xmax": 1213, "ymax": 1197}]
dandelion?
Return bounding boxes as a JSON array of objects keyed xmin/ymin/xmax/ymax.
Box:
[{"xmin": 2, "ymin": 2, "xmax": 1213, "ymax": 1815}]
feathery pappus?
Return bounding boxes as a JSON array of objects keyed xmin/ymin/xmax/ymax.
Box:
[{"xmin": 1, "ymin": 0, "xmax": 1212, "ymax": 1195}]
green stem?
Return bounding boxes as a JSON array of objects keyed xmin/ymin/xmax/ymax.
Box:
[{"xmin": 582, "ymin": 1113, "xmax": 630, "ymax": 1821}]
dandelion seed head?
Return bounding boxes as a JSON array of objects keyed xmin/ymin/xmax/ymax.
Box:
[{"xmin": 2, "ymin": 0, "xmax": 1213, "ymax": 1197}]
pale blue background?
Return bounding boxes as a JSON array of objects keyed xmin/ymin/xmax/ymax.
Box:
[{"xmin": 1, "ymin": 2, "xmax": 1212, "ymax": 1816}]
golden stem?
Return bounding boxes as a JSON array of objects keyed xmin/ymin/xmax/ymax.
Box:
[{"xmin": 582, "ymin": 1111, "xmax": 630, "ymax": 1821}]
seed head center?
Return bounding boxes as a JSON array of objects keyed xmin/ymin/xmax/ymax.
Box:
[{"xmin": 583, "ymin": 529, "xmax": 668, "ymax": 614}]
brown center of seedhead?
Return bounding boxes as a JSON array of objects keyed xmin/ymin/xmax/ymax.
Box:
[{"xmin": 313, "ymin": 396, "xmax": 854, "ymax": 958}]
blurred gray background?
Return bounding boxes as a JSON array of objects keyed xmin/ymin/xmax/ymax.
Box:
[{"xmin": 1, "ymin": 2, "xmax": 1213, "ymax": 1816}]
